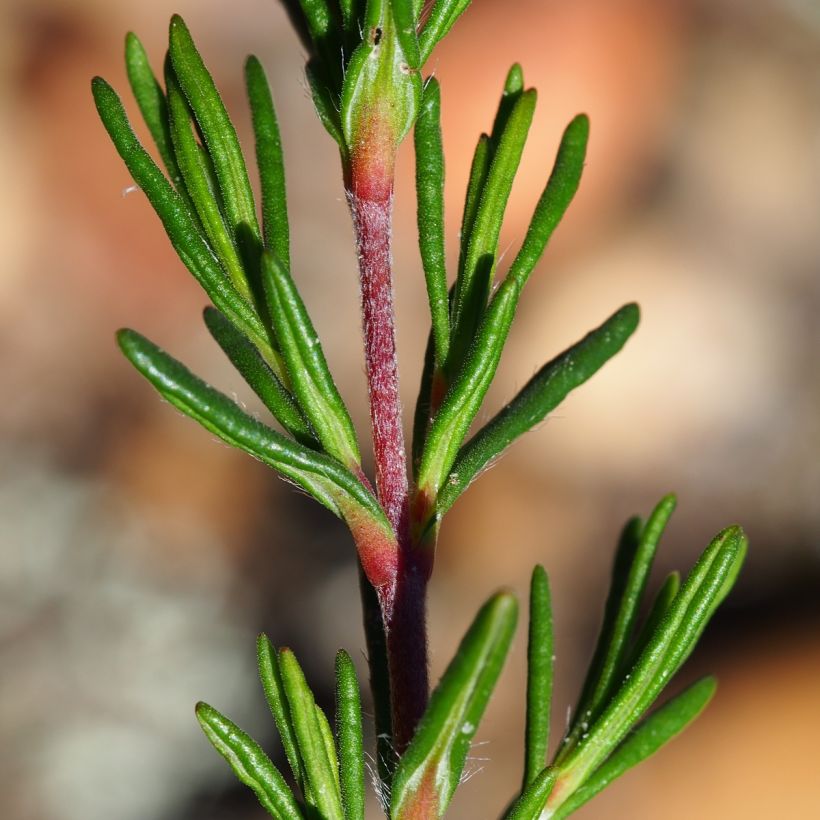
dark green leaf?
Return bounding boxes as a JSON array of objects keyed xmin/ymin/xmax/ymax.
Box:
[
  {"xmin": 306, "ymin": 60, "xmax": 345, "ymax": 147},
  {"xmin": 418, "ymin": 0, "xmax": 471, "ymax": 65},
  {"xmin": 261, "ymin": 251, "xmax": 361, "ymax": 468},
  {"xmin": 449, "ymin": 86, "xmax": 536, "ymax": 371},
  {"xmin": 116, "ymin": 329, "xmax": 390, "ymax": 539},
  {"xmin": 258, "ymin": 635, "xmax": 307, "ymax": 796},
  {"xmin": 91, "ymin": 77, "xmax": 276, "ymax": 366},
  {"xmin": 203, "ymin": 307, "xmax": 315, "ymax": 445},
  {"xmin": 624, "ymin": 571, "xmax": 681, "ymax": 673},
  {"xmin": 278, "ymin": 648, "xmax": 344, "ymax": 820},
  {"xmin": 124, "ymin": 32, "xmax": 180, "ymax": 184},
  {"xmin": 392, "ymin": 0, "xmax": 421, "ymax": 70},
  {"xmin": 507, "ymin": 114, "xmax": 589, "ymax": 289},
  {"xmin": 414, "ymin": 77, "xmax": 450, "ymax": 366},
  {"xmin": 559, "ymin": 495, "xmax": 677, "ymax": 761},
  {"xmin": 416, "ymin": 277, "xmax": 521, "ymax": 514},
  {"xmin": 335, "ymin": 650, "xmax": 365, "ymax": 820},
  {"xmin": 196, "ymin": 701, "xmax": 304, "ymax": 820},
  {"xmin": 524, "ymin": 566, "xmax": 553, "ymax": 788},
  {"xmin": 437, "ymin": 303, "xmax": 639, "ymax": 515},
  {"xmin": 550, "ymin": 678, "xmax": 717, "ymax": 819},
  {"xmin": 490, "ymin": 63, "xmax": 525, "ymax": 146},
  {"xmin": 245, "ymin": 56, "xmax": 291, "ymax": 269},
  {"xmin": 169, "ymin": 16, "xmax": 261, "ymax": 248},
  {"xmin": 553, "ymin": 526, "xmax": 746, "ymax": 800},
  {"xmin": 165, "ymin": 66, "xmax": 251, "ymax": 299},
  {"xmin": 505, "ymin": 766, "xmax": 558, "ymax": 820},
  {"xmin": 390, "ymin": 593, "xmax": 518, "ymax": 819}
]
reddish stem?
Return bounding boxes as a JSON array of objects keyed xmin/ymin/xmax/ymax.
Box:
[{"xmin": 347, "ymin": 147, "xmax": 431, "ymax": 753}]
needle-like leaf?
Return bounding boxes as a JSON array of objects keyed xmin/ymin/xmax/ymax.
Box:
[
  {"xmin": 437, "ymin": 302, "xmax": 639, "ymax": 515},
  {"xmin": 169, "ymin": 16, "xmax": 261, "ymax": 249},
  {"xmin": 524, "ymin": 565, "xmax": 553, "ymax": 789},
  {"xmin": 195, "ymin": 702, "xmax": 304, "ymax": 820},
  {"xmin": 91, "ymin": 77, "xmax": 278, "ymax": 364},
  {"xmin": 117, "ymin": 329, "xmax": 397, "ymax": 588},
  {"xmin": 549, "ymin": 526, "xmax": 746, "ymax": 806},
  {"xmin": 559, "ymin": 495, "xmax": 677, "ymax": 761},
  {"xmin": 306, "ymin": 60, "xmax": 345, "ymax": 147},
  {"xmin": 335, "ymin": 650, "xmax": 365, "ymax": 820},
  {"xmin": 505, "ymin": 766, "xmax": 559, "ymax": 820},
  {"xmin": 390, "ymin": 592, "xmax": 518, "ymax": 819},
  {"xmin": 506, "ymin": 114, "xmax": 589, "ymax": 289},
  {"xmin": 261, "ymin": 251, "xmax": 361, "ymax": 468},
  {"xmin": 124, "ymin": 33, "xmax": 179, "ymax": 184},
  {"xmin": 245, "ymin": 56, "xmax": 291, "ymax": 269},
  {"xmin": 549, "ymin": 678, "xmax": 717, "ymax": 820},
  {"xmin": 417, "ymin": 277, "xmax": 520, "ymax": 513},
  {"xmin": 418, "ymin": 0, "xmax": 472, "ymax": 65},
  {"xmin": 414, "ymin": 77, "xmax": 450, "ymax": 366},
  {"xmin": 623, "ymin": 571, "xmax": 681, "ymax": 673},
  {"xmin": 165, "ymin": 66, "xmax": 251, "ymax": 299},
  {"xmin": 449, "ymin": 84, "xmax": 536, "ymax": 371},
  {"xmin": 203, "ymin": 307, "xmax": 314, "ymax": 445},
  {"xmin": 278, "ymin": 648, "xmax": 345, "ymax": 820},
  {"xmin": 258, "ymin": 635, "xmax": 308, "ymax": 797},
  {"xmin": 392, "ymin": 0, "xmax": 421, "ymax": 70}
]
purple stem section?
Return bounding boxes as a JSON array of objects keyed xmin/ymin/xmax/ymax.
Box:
[{"xmin": 347, "ymin": 177, "xmax": 430, "ymax": 753}]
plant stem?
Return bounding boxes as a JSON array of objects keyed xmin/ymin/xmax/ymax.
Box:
[{"xmin": 347, "ymin": 151, "xmax": 430, "ymax": 754}]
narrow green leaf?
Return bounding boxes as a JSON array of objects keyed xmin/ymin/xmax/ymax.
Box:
[
  {"xmin": 296, "ymin": 0, "xmax": 342, "ymax": 81},
  {"xmin": 458, "ymin": 134, "xmax": 491, "ymax": 272},
  {"xmin": 505, "ymin": 766, "xmax": 559, "ymax": 820},
  {"xmin": 411, "ymin": 328, "xmax": 436, "ymax": 479},
  {"xmin": 437, "ymin": 303, "xmax": 640, "ymax": 515},
  {"xmin": 315, "ymin": 701, "xmax": 342, "ymax": 793},
  {"xmin": 258, "ymin": 635, "xmax": 308, "ymax": 796},
  {"xmin": 116, "ymin": 330, "xmax": 392, "ymax": 550},
  {"xmin": 490, "ymin": 64, "xmax": 525, "ymax": 146},
  {"xmin": 306, "ymin": 60, "xmax": 345, "ymax": 147},
  {"xmin": 550, "ymin": 678, "xmax": 717, "ymax": 819},
  {"xmin": 91, "ymin": 77, "xmax": 275, "ymax": 363},
  {"xmin": 169, "ymin": 16, "xmax": 261, "ymax": 248},
  {"xmin": 196, "ymin": 701, "xmax": 304, "ymax": 820},
  {"xmin": 335, "ymin": 650, "xmax": 365, "ymax": 820},
  {"xmin": 417, "ymin": 278, "xmax": 521, "ymax": 514},
  {"xmin": 552, "ymin": 526, "xmax": 746, "ymax": 802},
  {"xmin": 449, "ymin": 87, "xmax": 536, "ymax": 371},
  {"xmin": 261, "ymin": 251, "xmax": 361, "ymax": 468},
  {"xmin": 559, "ymin": 495, "xmax": 677, "ymax": 761},
  {"xmin": 414, "ymin": 77, "xmax": 450, "ymax": 366},
  {"xmin": 245, "ymin": 56, "xmax": 291, "ymax": 269},
  {"xmin": 507, "ymin": 114, "xmax": 589, "ymax": 289},
  {"xmin": 124, "ymin": 33, "xmax": 179, "ymax": 184},
  {"xmin": 624, "ymin": 571, "xmax": 681, "ymax": 673},
  {"xmin": 390, "ymin": 593, "xmax": 518, "ymax": 819},
  {"xmin": 279, "ymin": 648, "xmax": 345, "ymax": 820},
  {"xmin": 392, "ymin": 0, "xmax": 422, "ymax": 70},
  {"xmin": 524, "ymin": 566, "xmax": 553, "ymax": 788},
  {"xmin": 203, "ymin": 307, "xmax": 315, "ymax": 446},
  {"xmin": 418, "ymin": 0, "xmax": 472, "ymax": 65},
  {"xmin": 165, "ymin": 66, "xmax": 251, "ymax": 299}
]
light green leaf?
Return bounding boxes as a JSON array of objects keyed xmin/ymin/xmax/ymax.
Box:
[
  {"xmin": 245, "ymin": 56, "xmax": 291, "ymax": 270},
  {"xmin": 559, "ymin": 495, "xmax": 677, "ymax": 761},
  {"xmin": 335, "ymin": 650, "xmax": 365, "ymax": 820},
  {"xmin": 504, "ymin": 766, "xmax": 558, "ymax": 820},
  {"xmin": 257, "ymin": 635, "xmax": 308, "ymax": 796},
  {"xmin": 417, "ymin": 277, "xmax": 520, "ymax": 517},
  {"xmin": 549, "ymin": 678, "xmax": 717, "ymax": 819},
  {"xmin": 418, "ymin": 0, "xmax": 472, "ymax": 65},
  {"xmin": 165, "ymin": 65, "xmax": 251, "ymax": 299},
  {"xmin": 278, "ymin": 648, "xmax": 345, "ymax": 820},
  {"xmin": 506, "ymin": 114, "xmax": 589, "ymax": 289},
  {"xmin": 196, "ymin": 702, "xmax": 304, "ymax": 820},
  {"xmin": 390, "ymin": 593, "xmax": 518, "ymax": 819},
  {"xmin": 169, "ymin": 15, "xmax": 261, "ymax": 249},
  {"xmin": 414, "ymin": 77, "xmax": 450, "ymax": 366},
  {"xmin": 437, "ymin": 303, "xmax": 639, "ymax": 515},
  {"xmin": 524, "ymin": 565, "xmax": 553, "ymax": 788},
  {"xmin": 203, "ymin": 307, "xmax": 315, "ymax": 446},
  {"xmin": 261, "ymin": 251, "xmax": 361, "ymax": 468}
]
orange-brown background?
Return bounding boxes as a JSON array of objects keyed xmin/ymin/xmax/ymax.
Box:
[{"xmin": 1, "ymin": 1, "xmax": 818, "ymax": 818}]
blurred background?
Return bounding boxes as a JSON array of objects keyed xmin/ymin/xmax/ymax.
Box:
[{"xmin": 1, "ymin": 0, "xmax": 818, "ymax": 817}]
